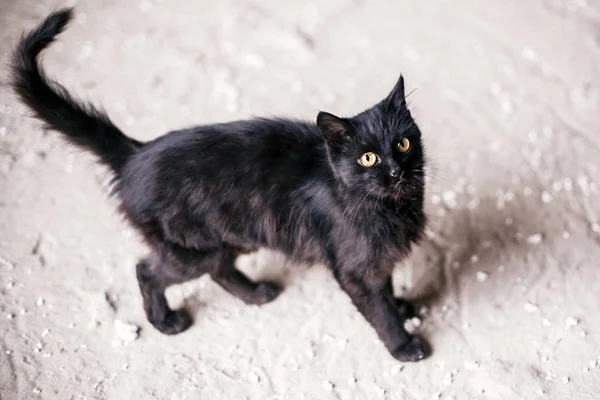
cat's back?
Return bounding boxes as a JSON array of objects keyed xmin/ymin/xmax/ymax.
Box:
[
  {"xmin": 119, "ymin": 117, "xmax": 330, "ymax": 215},
  {"xmin": 137, "ymin": 117, "xmax": 323, "ymax": 167}
]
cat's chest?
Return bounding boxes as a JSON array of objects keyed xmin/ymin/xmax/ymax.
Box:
[
  {"xmin": 364, "ymin": 203, "xmax": 420, "ymax": 234},
  {"xmin": 342, "ymin": 205, "xmax": 424, "ymax": 262},
  {"xmin": 372, "ymin": 215, "xmax": 417, "ymax": 250}
]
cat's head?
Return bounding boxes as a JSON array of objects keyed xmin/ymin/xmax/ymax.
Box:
[{"xmin": 317, "ymin": 74, "xmax": 425, "ymax": 202}]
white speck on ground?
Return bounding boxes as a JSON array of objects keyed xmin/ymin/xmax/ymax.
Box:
[
  {"xmin": 0, "ymin": 256, "xmax": 15, "ymax": 270},
  {"xmin": 442, "ymin": 191, "xmax": 458, "ymax": 208},
  {"xmin": 524, "ymin": 302, "xmax": 539, "ymax": 313},
  {"xmin": 565, "ymin": 317, "xmax": 579, "ymax": 330},
  {"xmin": 476, "ymin": 271, "xmax": 488, "ymax": 282},
  {"xmin": 247, "ymin": 371, "xmax": 260, "ymax": 384},
  {"xmin": 464, "ymin": 360, "xmax": 479, "ymax": 370},
  {"xmin": 404, "ymin": 316, "xmax": 422, "ymax": 333},
  {"xmin": 526, "ymin": 234, "xmax": 543, "ymax": 244},
  {"xmin": 113, "ymin": 320, "xmax": 139, "ymax": 342},
  {"xmin": 541, "ymin": 191, "xmax": 553, "ymax": 203},
  {"xmin": 390, "ymin": 364, "xmax": 403, "ymax": 375}
]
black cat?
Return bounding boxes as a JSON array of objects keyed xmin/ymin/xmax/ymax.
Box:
[{"xmin": 10, "ymin": 9, "xmax": 430, "ymax": 362}]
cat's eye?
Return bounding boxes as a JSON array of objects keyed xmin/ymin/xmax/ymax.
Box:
[
  {"xmin": 358, "ymin": 152, "xmax": 378, "ymax": 167},
  {"xmin": 397, "ymin": 138, "xmax": 411, "ymax": 153}
]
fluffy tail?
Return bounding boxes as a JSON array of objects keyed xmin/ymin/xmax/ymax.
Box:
[{"xmin": 9, "ymin": 8, "xmax": 142, "ymax": 173}]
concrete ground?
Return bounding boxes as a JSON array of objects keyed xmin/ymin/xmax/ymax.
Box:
[{"xmin": 1, "ymin": 0, "xmax": 600, "ymax": 399}]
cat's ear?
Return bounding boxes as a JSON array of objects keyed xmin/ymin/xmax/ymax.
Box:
[
  {"xmin": 317, "ymin": 111, "xmax": 351, "ymax": 146},
  {"xmin": 384, "ymin": 74, "xmax": 407, "ymax": 111}
]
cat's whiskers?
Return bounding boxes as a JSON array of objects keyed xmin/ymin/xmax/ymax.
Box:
[
  {"xmin": 374, "ymin": 188, "xmax": 384, "ymax": 211},
  {"xmin": 410, "ymin": 173, "xmax": 427, "ymax": 188},
  {"xmin": 422, "ymin": 158, "xmax": 458, "ymax": 184}
]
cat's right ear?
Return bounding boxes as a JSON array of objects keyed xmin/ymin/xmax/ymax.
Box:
[{"xmin": 317, "ymin": 111, "xmax": 351, "ymax": 147}]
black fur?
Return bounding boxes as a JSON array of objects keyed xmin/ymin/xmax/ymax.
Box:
[{"xmin": 10, "ymin": 9, "xmax": 430, "ymax": 362}]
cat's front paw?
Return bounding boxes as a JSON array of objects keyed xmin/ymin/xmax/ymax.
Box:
[
  {"xmin": 391, "ymin": 335, "xmax": 430, "ymax": 362},
  {"xmin": 248, "ymin": 282, "xmax": 282, "ymax": 305},
  {"xmin": 152, "ymin": 310, "xmax": 192, "ymax": 335}
]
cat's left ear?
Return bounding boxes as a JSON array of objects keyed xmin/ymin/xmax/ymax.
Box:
[{"xmin": 385, "ymin": 74, "xmax": 407, "ymax": 111}]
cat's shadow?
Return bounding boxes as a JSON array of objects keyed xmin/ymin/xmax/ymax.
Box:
[{"xmin": 396, "ymin": 177, "xmax": 568, "ymax": 318}]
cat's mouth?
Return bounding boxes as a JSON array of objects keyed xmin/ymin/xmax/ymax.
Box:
[
  {"xmin": 385, "ymin": 180, "xmax": 416, "ymax": 199},
  {"xmin": 388, "ymin": 184, "xmax": 405, "ymax": 197}
]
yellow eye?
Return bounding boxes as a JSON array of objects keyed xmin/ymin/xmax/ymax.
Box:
[
  {"xmin": 359, "ymin": 152, "xmax": 378, "ymax": 167},
  {"xmin": 397, "ymin": 138, "xmax": 410, "ymax": 153}
]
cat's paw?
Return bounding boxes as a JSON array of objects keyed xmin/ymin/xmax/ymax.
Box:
[
  {"xmin": 152, "ymin": 310, "xmax": 192, "ymax": 335},
  {"xmin": 248, "ymin": 282, "xmax": 282, "ymax": 305},
  {"xmin": 392, "ymin": 335, "xmax": 430, "ymax": 362}
]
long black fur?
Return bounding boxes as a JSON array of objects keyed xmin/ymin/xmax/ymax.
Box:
[
  {"xmin": 11, "ymin": 9, "xmax": 430, "ymax": 362},
  {"xmin": 10, "ymin": 8, "xmax": 141, "ymax": 173}
]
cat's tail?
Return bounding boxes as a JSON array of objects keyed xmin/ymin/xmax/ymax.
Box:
[{"xmin": 9, "ymin": 8, "xmax": 142, "ymax": 174}]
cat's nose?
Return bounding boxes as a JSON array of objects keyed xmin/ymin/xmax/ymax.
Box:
[{"xmin": 388, "ymin": 169, "xmax": 404, "ymax": 184}]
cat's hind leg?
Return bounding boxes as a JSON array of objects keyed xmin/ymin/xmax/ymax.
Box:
[
  {"xmin": 136, "ymin": 245, "xmax": 221, "ymax": 335},
  {"xmin": 209, "ymin": 246, "xmax": 281, "ymax": 305}
]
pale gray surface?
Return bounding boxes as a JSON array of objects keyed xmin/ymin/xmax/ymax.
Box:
[{"xmin": 1, "ymin": 0, "xmax": 600, "ymax": 399}]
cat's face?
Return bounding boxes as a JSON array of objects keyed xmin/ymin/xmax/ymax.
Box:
[{"xmin": 317, "ymin": 75, "xmax": 425, "ymax": 201}]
